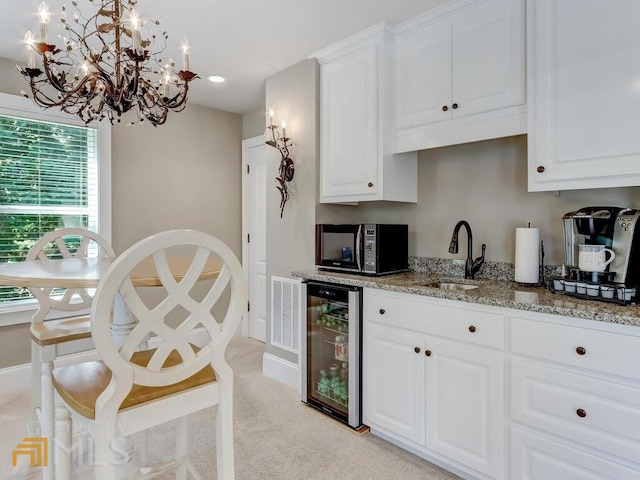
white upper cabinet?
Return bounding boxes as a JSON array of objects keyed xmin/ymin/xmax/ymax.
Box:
[
  {"xmin": 315, "ymin": 24, "xmax": 417, "ymax": 204},
  {"xmin": 394, "ymin": 0, "xmax": 526, "ymax": 152},
  {"xmin": 528, "ymin": 0, "xmax": 640, "ymax": 191}
]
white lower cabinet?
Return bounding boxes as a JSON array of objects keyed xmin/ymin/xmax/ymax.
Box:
[
  {"xmin": 363, "ymin": 289, "xmax": 504, "ymax": 479},
  {"xmin": 425, "ymin": 336, "xmax": 504, "ymax": 478},
  {"xmin": 509, "ymin": 314, "xmax": 640, "ymax": 479},
  {"xmin": 511, "ymin": 427, "xmax": 640, "ymax": 480},
  {"xmin": 362, "ymin": 288, "xmax": 640, "ymax": 480}
]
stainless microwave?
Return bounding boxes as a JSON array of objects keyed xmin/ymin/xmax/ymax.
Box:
[{"xmin": 315, "ymin": 224, "xmax": 409, "ymax": 275}]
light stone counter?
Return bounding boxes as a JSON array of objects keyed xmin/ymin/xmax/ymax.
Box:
[{"xmin": 291, "ymin": 269, "xmax": 640, "ymax": 328}]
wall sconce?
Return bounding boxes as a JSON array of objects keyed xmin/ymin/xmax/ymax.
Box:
[{"xmin": 265, "ymin": 110, "xmax": 294, "ymax": 218}]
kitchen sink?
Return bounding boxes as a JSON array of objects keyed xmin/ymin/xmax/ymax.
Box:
[{"xmin": 423, "ymin": 282, "xmax": 480, "ymax": 291}]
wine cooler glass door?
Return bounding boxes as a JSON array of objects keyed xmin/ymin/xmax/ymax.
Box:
[{"xmin": 303, "ymin": 282, "xmax": 361, "ymax": 428}]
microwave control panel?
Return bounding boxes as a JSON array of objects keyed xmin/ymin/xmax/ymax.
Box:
[{"xmin": 363, "ymin": 226, "xmax": 377, "ymax": 272}]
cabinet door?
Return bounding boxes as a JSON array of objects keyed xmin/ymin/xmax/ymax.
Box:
[
  {"xmin": 511, "ymin": 427, "xmax": 640, "ymax": 480},
  {"xmin": 528, "ymin": 0, "xmax": 640, "ymax": 191},
  {"xmin": 320, "ymin": 44, "xmax": 379, "ymax": 201},
  {"xmin": 452, "ymin": 0, "xmax": 525, "ymax": 119},
  {"xmin": 363, "ymin": 322, "xmax": 426, "ymax": 447},
  {"xmin": 396, "ymin": 22, "xmax": 452, "ymax": 130},
  {"xmin": 425, "ymin": 337, "xmax": 504, "ymax": 479}
]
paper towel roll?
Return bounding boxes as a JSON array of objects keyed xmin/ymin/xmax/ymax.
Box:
[{"xmin": 515, "ymin": 227, "xmax": 540, "ymax": 284}]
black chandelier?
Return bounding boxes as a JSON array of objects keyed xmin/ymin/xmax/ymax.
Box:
[{"xmin": 19, "ymin": 0, "xmax": 198, "ymax": 126}]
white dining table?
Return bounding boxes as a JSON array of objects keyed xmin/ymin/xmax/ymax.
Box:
[{"xmin": 0, "ymin": 255, "xmax": 223, "ymax": 345}]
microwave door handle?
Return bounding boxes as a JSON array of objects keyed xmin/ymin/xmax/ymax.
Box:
[{"xmin": 355, "ymin": 226, "xmax": 362, "ymax": 271}]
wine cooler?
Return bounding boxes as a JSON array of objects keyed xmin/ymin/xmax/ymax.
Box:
[{"xmin": 301, "ymin": 281, "xmax": 362, "ymax": 429}]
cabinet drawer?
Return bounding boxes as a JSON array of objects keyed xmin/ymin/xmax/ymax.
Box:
[
  {"xmin": 511, "ymin": 360, "xmax": 640, "ymax": 462},
  {"xmin": 510, "ymin": 316, "xmax": 640, "ymax": 381},
  {"xmin": 364, "ymin": 290, "xmax": 504, "ymax": 349},
  {"xmin": 511, "ymin": 427, "xmax": 640, "ymax": 480}
]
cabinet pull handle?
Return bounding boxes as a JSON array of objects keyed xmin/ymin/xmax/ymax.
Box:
[
  {"xmin": 414, "ymin": 347, "xmax": 421, "ymax": 354},
  {"xmin": 576, "ymin": 408, "xmax": 587, "ymax": 418},
  {"xmin": 452, "ymin": 103, "xmax": 458, "ymax": 109},
  {"xmin": 537, "ymin": 166, "xmax": 545, "ymax": 173},
  {"xmin": 442, "ymin": 105, "xmax": 448, "ymax": 112},
  {"xmin": 468, "ymin": 325, "xmax": 476, "ymax": 333},
  {"xmin": 576, "ymin": 346, "xmax": 586, "ymax": 356},
  {"xmin": 368, "ymin": 182, "xmax": 374, "ymax": 188},
  {"xmin": 425, "ymin": 350, "xmax": 432, "ymax": 357},
  {"xmin": 379, "ymin": 308, "xmax": 386, "ymax": 315}
]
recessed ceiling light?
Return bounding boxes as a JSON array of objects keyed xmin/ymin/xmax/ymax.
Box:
[{"xmin": 208, "ymin": 75, "xmax": 225, "ymax": 83}]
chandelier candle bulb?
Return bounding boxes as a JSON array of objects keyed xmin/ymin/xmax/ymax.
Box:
[
  {"xmin": 269, "ymin": 109, "xmax": 274, "ymax": 125},
  {"xmin": 281, "ymin": 121, "xmax": 287, "ymax": 138},
  {"xmin": 181, "ymin": 39, "xmax": 190, "ymax": 71},
  {"xmin": 38, "ymin": 2, "xmax": 50, "ymax": 43},
  {"xmin": 24, "ymin": 31, "xmax": 36, "ymax": 69},
  {"xmin": 129, "ymin": 9, "xmax": 141, "ymax": 54}
]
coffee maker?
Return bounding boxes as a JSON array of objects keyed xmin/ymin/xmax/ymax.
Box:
[{"xmin": 562, "ymin": 206, "xmax": 640, "ymax": 286}]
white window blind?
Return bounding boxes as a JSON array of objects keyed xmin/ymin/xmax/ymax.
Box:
[{"xmin": 0, "ymin": 113, "xmax": 98, "ymax": 304}]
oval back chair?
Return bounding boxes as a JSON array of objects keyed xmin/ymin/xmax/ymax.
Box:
[{"xmin": 52, "ymin": 229, "xmax": 246, "ymax": 480}]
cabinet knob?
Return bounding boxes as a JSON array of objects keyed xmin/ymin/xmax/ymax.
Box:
[
  {"xmin": 452, "ymin": 103, "xmax": 459, "ymax": 109},
  {"xmin": 576, "ymin": 346, "xmax": 586, "ymax": 356},
  {"xmin": 414, "ymin": 347, "xmax": 421, "ymax": 354},
  {"xmin": 537, "ymin": 165, "xmax": 545, "ymax": 173},
  {"xmin": 425, "ymin": 350, "xmax": 432, "ymax": 357},
  {"xmin": 442, "ymin": 105, "xmax": 448, "ymax": 112},
  {"xmin": 368, "ymin": 182, "xmax": 374, "ymax": 188},
  {"xmin": 468, "ymin": 325, "xmax": 476, "ymax": 333},
  {"xmin": 576, "ymin": 408, "xmax": 587, "ymax": 418},
  {"xmin": 379, "ymin": 308, "xmax": 386, "ymax": 315}
]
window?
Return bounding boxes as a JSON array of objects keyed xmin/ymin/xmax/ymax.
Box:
[{"xmin": 0, "ymin": 93, "xmax": 111, "ymax": 324}]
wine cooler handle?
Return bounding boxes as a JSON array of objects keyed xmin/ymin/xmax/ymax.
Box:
[{"xmin": 355, "ymin": 225, "xmax": 362, "ymax": 272}]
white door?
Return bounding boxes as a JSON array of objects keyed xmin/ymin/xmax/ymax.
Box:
[{"xmin": 242, "ymin": 136, "xmax": 267, "ymax": 342}]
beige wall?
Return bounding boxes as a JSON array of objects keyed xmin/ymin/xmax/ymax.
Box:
[
  {"xmin": 0, "ymin": 57, "xmax": 243, "ymax": 368},
  {"xmin": 242, "ymin": 109, "xmax": 265, "ymax": 140},
  {"xmin": 264, "ymin": 59, "xmax": 319, "ymax": 363},
  {"xmin": 111, "ymin": 104, "xmax": 242, "ymax": 256},
  {"xmin": 317, "ymin": 135, "xmax": 640, "ymax": 266}
]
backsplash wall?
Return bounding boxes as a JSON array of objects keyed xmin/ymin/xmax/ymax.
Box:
[{"xmin": 316, "ymin": 135, "xmax": 640, "ymax": 266}]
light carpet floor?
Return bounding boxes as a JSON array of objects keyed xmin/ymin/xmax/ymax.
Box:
[{"xmin": 1, "ymin": 336, "xmax": 461, "ymax": 479}]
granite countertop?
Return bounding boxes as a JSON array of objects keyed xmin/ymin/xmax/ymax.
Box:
[{"xmin": 291, "ymin": 269, "xmax": 640, "ymax": 328}]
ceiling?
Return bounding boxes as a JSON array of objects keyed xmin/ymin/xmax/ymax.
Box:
[{"xmin": 0, "ymin": 0, "xmax": 448, "ymax": 115}]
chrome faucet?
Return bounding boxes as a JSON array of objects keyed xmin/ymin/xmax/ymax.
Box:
[{"xmin": 448, "ymin": 220, "xmax": 486, "ymax": 279}]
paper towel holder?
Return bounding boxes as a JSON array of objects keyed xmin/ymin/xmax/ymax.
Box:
[{"xmin": 514, "ymin": 239, "xmax": 545, "ymax": 287}]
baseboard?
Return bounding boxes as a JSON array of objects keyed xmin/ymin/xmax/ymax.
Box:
[
  {"xmin": 262, "ymin": 352, "xmax": 300, "ymax": 393},
  {"xmin": 0, "ymin": 328, "xmax": 211, "ymax": 396}
]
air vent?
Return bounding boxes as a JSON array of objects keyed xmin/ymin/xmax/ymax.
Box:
[{"xmin": 271, "ymin": 276, "xmax": 301, "ymax": 354}]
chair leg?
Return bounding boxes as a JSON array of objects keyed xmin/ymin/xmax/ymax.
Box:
[
  {"xmin": 93, "ymin": 425, "xmax": 119, "ymax": 480},
  {"xmin": 30, "ymin": 342, "xmax": 43, "ymax": 431},
  {"xmin": 54, "ymin": 405, "xmax": 72, "ymax": 480},
  {"xmin": 215, "ymin": 377, "xmax": 235, "ymax": 480},
  {"xmin": 41, "ymin": 362, "xmax": 55, "ymax": 480},
  {"xmin": 175, "ymin": 417, "xmax": 188, "ymax": 480}
]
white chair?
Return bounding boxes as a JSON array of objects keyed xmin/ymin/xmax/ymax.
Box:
[
  {"xmin": 26, "ymin": 228, "xmax": 114, "ymax": 456},
  {"xmin": 52, "ymin": 229, "xmax": 246, "ymax": 480}
]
